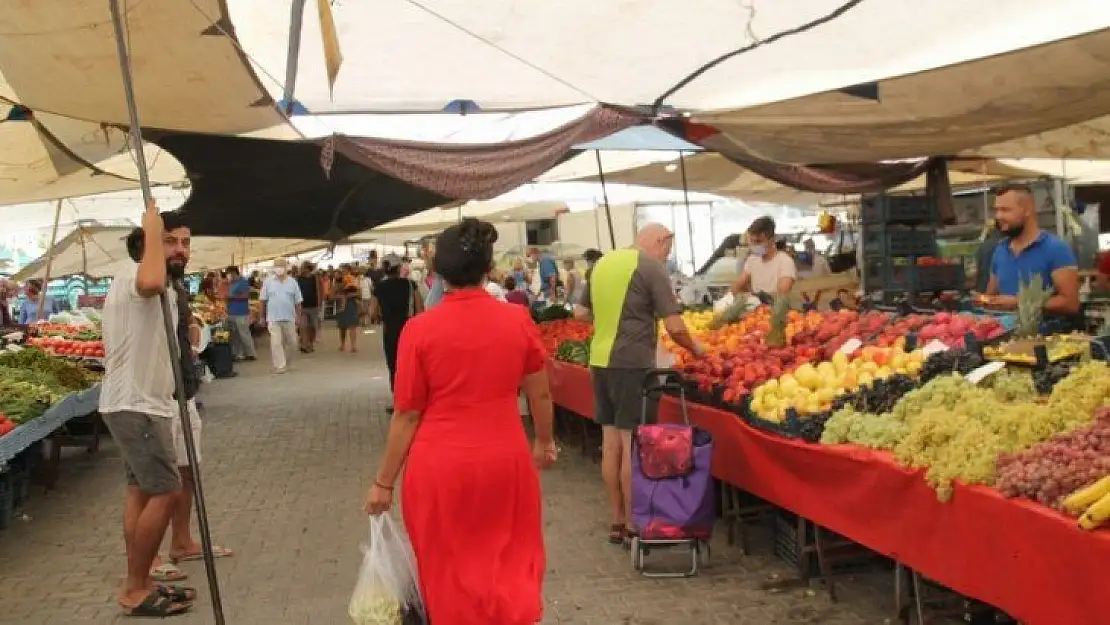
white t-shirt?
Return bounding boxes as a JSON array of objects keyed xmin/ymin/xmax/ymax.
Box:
[
  {"xmin": 99, "ymin": 265, "xmax": 179, "ymax": 419},
  {"xmin": 360, "ymin": 276, "xmax": 374, "ymax": 300},
  {"xmin": 743, "ymin": 251, "xmax": 797, "ymax": 296}
]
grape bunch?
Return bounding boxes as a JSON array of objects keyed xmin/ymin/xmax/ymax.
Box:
[
  {"xmin": 820, "ymin": 408, "xmax": 909, "ymax": 448},
  {"xmin": 853, "ymin": 374, "xmax": 918, "ymax": 413},
  {"xmin": 1033, "ymin": 362, "xmax": 1073, "ymax": 394},
  {"xmin": 995, "ymin": 409, "xmax": 1110, "ymax": 510},
  {"xmin": 986, "ymin": 369, "xmax": 1036, "ymax": 402},
  {"xmin": 797, "ymin": 411, "xmax": 832, "ymax": 443},
  {"xmin": 919, "ymin": 349, "xmax": 985, "ymax": 383}
]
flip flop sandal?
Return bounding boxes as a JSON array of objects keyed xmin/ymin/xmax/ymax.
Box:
[
  {"xmin": 607, "ymin": 524, "xmax": 626, "ymax": 545},
  {"xmin": 171, "ymin": 545, "xmax": 233, "ymax": 563},
  {"xmin": 121, "ymin": 591, "xmax": 191, "ymax": 618},
  {"xmin": 154, "ymin": 584, "xmax": 198, "ymax": 603},
  {"xmin": 150, "ymin": 562, "xmax": 187, "ymax": 583}
]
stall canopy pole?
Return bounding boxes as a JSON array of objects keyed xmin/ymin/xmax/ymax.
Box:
[
  {"xmin": 679, "ymin": 151, "xmax": 696, "ymax": 271},
  {"xmin": 107, "ymin": 2, "xmax": 226, "ymax": 623},
  {"xmin": 36, "ymin": 200, "xmax": 64, "ymax": 321},
  {"xmin": 594, "ymin": 150, "xmax": 617, "ymax": 250},
  {"xmin": 79, "ymin": 226, "xmax": 90, "ymax": 298}
]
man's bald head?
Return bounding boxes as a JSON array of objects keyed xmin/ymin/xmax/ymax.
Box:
[{"xmin": 636, "ymin": 222, "xmax": 674, "ymax": 263}]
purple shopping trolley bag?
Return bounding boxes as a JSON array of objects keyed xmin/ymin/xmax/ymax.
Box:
[{"xmin": 630, "ymin": 423, "xmax": 716, "ymax": 541}]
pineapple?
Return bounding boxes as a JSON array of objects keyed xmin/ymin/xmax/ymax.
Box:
[
  {"xmin": 765, "ymin": 293, "xmax": 791, "ymax": 347},
  {"xmin": 1015, "ymin": 278, "xmax": 1052, "ymax": 338},
  {"xmin": 708, "ymin": 296, "xmax": 751, "ymax": 330}
]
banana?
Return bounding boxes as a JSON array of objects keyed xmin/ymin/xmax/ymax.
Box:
[
  {"xmin": 1062, "ymin": 475, "xmax": 1110, "ymax": 514},
  {"xmin": 1078, "ymin": 491, "xmax": 1110, "ymax": 531}
]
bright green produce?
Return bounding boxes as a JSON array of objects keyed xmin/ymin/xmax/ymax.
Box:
[
  {"xmin": 821, "ymin": 363, "xmax": 1110, "ymax": 502},
  {"xmin": 0, "ymin": 348, "xmax": 98, "ymax": 391},
  {"xmin": 555, "ymin": 340, "xmax": 590, "ymax": 365}
]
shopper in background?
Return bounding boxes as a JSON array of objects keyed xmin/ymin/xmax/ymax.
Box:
[
  {"xmin": 583, "ymin": 248, "xmax": 603, "ymax": 283},
  {"xmin": 728, "ymin": 216, "xmax": 797, "ymax": 298},
  {"xmin": 484, "ymin": 269, "xmax": 509, "ymax": 302},
  {"xmin": 530, "ymin": 247, "xmax": 559, "ymax": 299},
  {"xmin": 564, "ymin": 258, "xmax": 583, "ymax": 305},
  {"xmin": 18, "ymin": 279, "xmax": 60, "ymax": 324},
  {"xmin": 359, "ymin": 267, "xmax": 375, "ymax": 327},
  {"xmin": 99, "ymin": 204, "xmax": 195, "ymax": 617},
  {"xmin": 511, "ymin": 258, "xmax": 529, "ymax": 290},
  {"xmin": 796, "ymin": 238, "xmax": 831, "ymax": 279},
  {"xmin": 371, "ymin": 255, "xmax": 423, "ymax": 408},
  {"xmin": 224, "ymin": 266, "xmax": 257, "ymax": 362},
  {"xmin": 504, "ymin": 276, "xmax": 530, "ymax": 307},
  {"xmin": 336, "ymin": 265, "xmax": 362, "ymax": 353},
  {"xmin": 976, "ymin": 219, "xmax": 1005, "ymax": 293},
  {"xmin": 575, "ymin": 222, "xmax": 705, "ymax": 546},
  {"xmin": 260, "ymin": 258, "xmax": 303, "ymax": 374},
  {"xmin": 364, "ymin": 218, "xmax": 555, "ymax": 625},
  {"xmin": 295, "ymin": 262, "xmax": 322, "ymax": 353}
]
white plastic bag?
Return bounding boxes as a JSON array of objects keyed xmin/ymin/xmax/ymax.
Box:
[
  {"xmin": 712, "ymin": 292, "xmax": 735, "ymax": 313},
  {"xmin": 349, "ymin": 515, "xmax": 425, "ymax": 625}
]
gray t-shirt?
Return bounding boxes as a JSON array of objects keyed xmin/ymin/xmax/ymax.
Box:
[{"xmin": 580, "ymin": 249, "xmax": 681, "ymax": 369}]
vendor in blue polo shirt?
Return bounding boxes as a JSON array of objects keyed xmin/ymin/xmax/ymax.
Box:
[{"xmin": 980, "ymin": 184, "xmax": 1081, "ymax": 327}]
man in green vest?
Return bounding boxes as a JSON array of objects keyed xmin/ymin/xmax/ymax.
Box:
[{"xmin": 575, "ymin": 222, "xmax": 705, "ymax": 545}]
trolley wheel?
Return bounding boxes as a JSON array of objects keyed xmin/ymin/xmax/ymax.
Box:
[
  {"xmin": 630, "ymin": 537, "xmax": 644, "ymax": 571},
  {"xmin": 697, "ymin": 540, "xmax": 711, "ymax": 567}
]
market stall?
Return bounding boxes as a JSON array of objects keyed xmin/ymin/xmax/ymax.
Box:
[{"xmin": 539, "ymin": 301, "xmax": 1110, "ymax": 625}]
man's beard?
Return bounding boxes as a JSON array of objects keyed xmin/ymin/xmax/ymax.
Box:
[{"xmin": 166, "ymin": 258, "xmax": 187, "ymax": 279}]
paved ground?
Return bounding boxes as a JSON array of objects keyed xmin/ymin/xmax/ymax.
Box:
[{"xmin": 0, "ymin": 325, "xmax": 910, "ymax": 624}]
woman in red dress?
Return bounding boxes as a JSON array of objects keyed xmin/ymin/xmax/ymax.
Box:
[{"xmin": 365, "ymin": 218, "xmax": 558, "ymax": 625}]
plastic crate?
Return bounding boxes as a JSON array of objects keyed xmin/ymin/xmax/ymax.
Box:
[
  {"xmin": 917, "ymin": 262, "xmax": 965, "ymax": 292},
  {"xmin": 863, "ymin": 256, "xmax": 915, "ymax": 292},
  {"xmin": 860, "ymin": 194, "xmax": 937, "ymax": 225},
  {"xmin": 862, "ymin": 226, "xmax": 937, "ymax": 257}
]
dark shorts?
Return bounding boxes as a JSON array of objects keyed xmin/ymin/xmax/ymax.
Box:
[
  {"xmin": 590, "ymin": 367, "xmax": 658, "ymax": 431},
  {"xmin": 101, "ymin": 411, "xmax": 181, "ymax": 495}
]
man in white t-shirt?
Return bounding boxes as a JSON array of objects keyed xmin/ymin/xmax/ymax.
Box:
[
  {"xmin": 98, "ymin": 204, "xmax": 195, "ymax": 617},
  {"xmin": 729, "ymin": 216, "xmax": 797, "ymax": 298}
]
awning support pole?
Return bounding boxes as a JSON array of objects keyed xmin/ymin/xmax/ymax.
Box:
[
  {"xmin": 35, "ymin": 200, "xmax": 64, "ymax": 321},
  {"xmin": 679, "ymin": 151, "xmax": 696, "ymax": 269},
  {"xmin": 282, "ymin": 0, "xmax": 308, "ymax": 114},
  {"xmin": 594, "ymin": 150, "xmax": 617, "ymax": 250},
  {"xmin": 107, "ymin": 2, "xmax": 226, "ymax": 624}
]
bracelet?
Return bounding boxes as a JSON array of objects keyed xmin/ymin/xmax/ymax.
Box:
[{"xmin": 374, "ymin": 481, "xmax": 394, "ymax": 491}]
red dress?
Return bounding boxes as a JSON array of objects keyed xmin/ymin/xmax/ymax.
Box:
[{"xmin": 396, "ymin": 288, "xmax": 547, "ymax": 625}]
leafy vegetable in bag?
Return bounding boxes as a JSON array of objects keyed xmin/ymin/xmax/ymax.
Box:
[{"xmin": 349, "ymin": 515, "xmax": 425, "ymax": 625}]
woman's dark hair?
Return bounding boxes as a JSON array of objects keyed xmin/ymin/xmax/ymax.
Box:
[
  {"xmin": 434, "ymin": 218, "xmax": 498, "ymax": 288},
  {"xmin": 504, "ymin": 275, "xmax": 517, "ymax": 290},
  {"xmin": 583, "ymin": 248, "xmax": 603, "ymax": 263}
]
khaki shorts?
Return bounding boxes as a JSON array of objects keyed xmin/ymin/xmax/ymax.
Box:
[
  {"xmin": 171, "ymin": 401, "xmax": 203, "ymax": 466},
  {"xmin": 101, "ymin": 411, "xmax": 181, "ymax": 495}
]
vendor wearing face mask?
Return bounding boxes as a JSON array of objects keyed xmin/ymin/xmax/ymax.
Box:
[
  {"xmin": 727, "ymin": 216, "xmax": 797, "ymax": 299},
  {"xmin": 981, "ymin": 184, "xmax": 1080, "ymax": 321}
]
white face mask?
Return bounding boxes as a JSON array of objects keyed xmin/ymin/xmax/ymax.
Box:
[
  {"xmin": 749, "ymin": 244, "xmax": 767, "ymax": 257},
  {"xmin": 273, "ymin": 267, "xmax": 286, "ymax": 277}
]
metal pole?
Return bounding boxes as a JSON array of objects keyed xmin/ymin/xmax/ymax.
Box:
[
  {"xmin": 107, "ymin": 2, "xmax": 226, "ymax": 623},
  {"xmin": 679, "ymin": 152, "xmax": 697, "ymax": 270},
  {"xmin": 594, "ymin": 150, "xmax": 617, "ymax": 250},
  {"xmin": 282, "ymin": 0, "xmax": 308, "ymax": 115},
  {"xmin": 36, "ymin": 200, "xmax": 64, "ymax": 321}
]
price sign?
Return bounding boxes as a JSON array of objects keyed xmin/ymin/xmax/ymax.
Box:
[
  {"xmin": 837, "ymin": 338, "xmax": 862, "ymax": 356},
  {"xmin": 966, "ymin": 361, "xmax": 1005, "ymax": 385},
  {"xmin": 921, "ymin": 340, "xmax": 950, "ymax": 356}
]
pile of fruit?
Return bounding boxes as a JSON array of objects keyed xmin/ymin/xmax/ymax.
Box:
[
  {"xmin": 0, "ymin": 413, "xmax": 15, "ymax": 436},
  {"xmin": 26, "ymin": 321, "xmax": 104, "ymax": 359},
  {"xmin": 537, "ymin": 319, "xmax": 592, "ymax": 356},
  {"xmin": 820, "ymin": 360, "xmax": 1110, "ymax": 502}
]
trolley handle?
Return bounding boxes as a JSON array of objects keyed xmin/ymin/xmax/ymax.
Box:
[{"xmin": 641, "ymin": 369, "xmax": 685, "ymax": 396}]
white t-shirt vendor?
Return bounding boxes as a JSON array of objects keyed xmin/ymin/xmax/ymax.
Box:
[{"xmin": 728, "ymin": 216, "xmax": 797, "ymax": 297}]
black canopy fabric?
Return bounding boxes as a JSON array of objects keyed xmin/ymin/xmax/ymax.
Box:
[
  {"xmin": 149, "ymin": 132, "xmax": 449, "ymax": 240},
  {"xmin": 148, "ymin": 106, "xmax": 642, "ymax": 241}
]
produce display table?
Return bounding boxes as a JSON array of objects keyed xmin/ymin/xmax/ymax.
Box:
[
  {"xmin": 0, "ymin": 384, "xmax": 100, "ymax": 469},
  {"xmin": 547, "ymin": 360, "xmax": 1108, "ymax": 625}
]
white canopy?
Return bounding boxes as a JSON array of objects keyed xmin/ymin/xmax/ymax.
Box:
[
  {"xmin": 0, "ymin": 188, "xmax": 189, "ymax": 236},
  {"xmin": 224, "ymin": 0, "xmax": 1110, "ymax": 115},
  {"xmin": 695, "ymin": 28, "xmax": 1110, "ymax": 162},
  {"xmin": 0, "ymin": 104, "xmax": 185, "ymax": 207},
  {"xmin": 14, "ymin": 226, "xmax": 329, "ymax": 280},
  {"xmin": 368, "ymin": 201, "xmax": 569, "ymax": 236}
]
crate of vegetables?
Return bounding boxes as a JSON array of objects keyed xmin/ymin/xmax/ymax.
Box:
[{"xmin": 25, "ymin": 335, "xmax": 104, "ymax": 360}]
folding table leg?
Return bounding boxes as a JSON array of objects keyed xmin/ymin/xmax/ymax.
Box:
[{"xmin": 812, "ymin": 523, "xmax": 837, "ymax": 603}]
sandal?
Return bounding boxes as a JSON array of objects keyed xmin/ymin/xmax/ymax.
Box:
[
  {"xmin": 607, "ymin": 524, "xmax": 626, "ymax": 545},
  {"xmin": 170, "ymin": 545, "xmax": 233, "ymax": 563},
  {"xmin": 121, "ymin": 591, "xmax": 191, "ymax": 618},
  {"xmin": 154, "ymin": 584, "xmax": 197, "ymax": 603},
  {"xmin": 150, "ymin": 562, "xmax": 187, "ymax": 583}
]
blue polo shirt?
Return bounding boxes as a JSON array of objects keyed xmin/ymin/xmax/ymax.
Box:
[
  {"xmin": 538, "ymin": 254, "xmax": 558, "ymax": 295},
  {"xmin": 990, "ymin": 231, "xmax": 1077, "ymax": 296},
  {"xmin": 227, "ymin": 277, "xmax": 251, "ymax": 316}
]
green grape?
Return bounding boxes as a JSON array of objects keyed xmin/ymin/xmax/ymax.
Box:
[{"xmin": 987, "ymin": 369, "xmax": 1036, "ymax": 402}]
